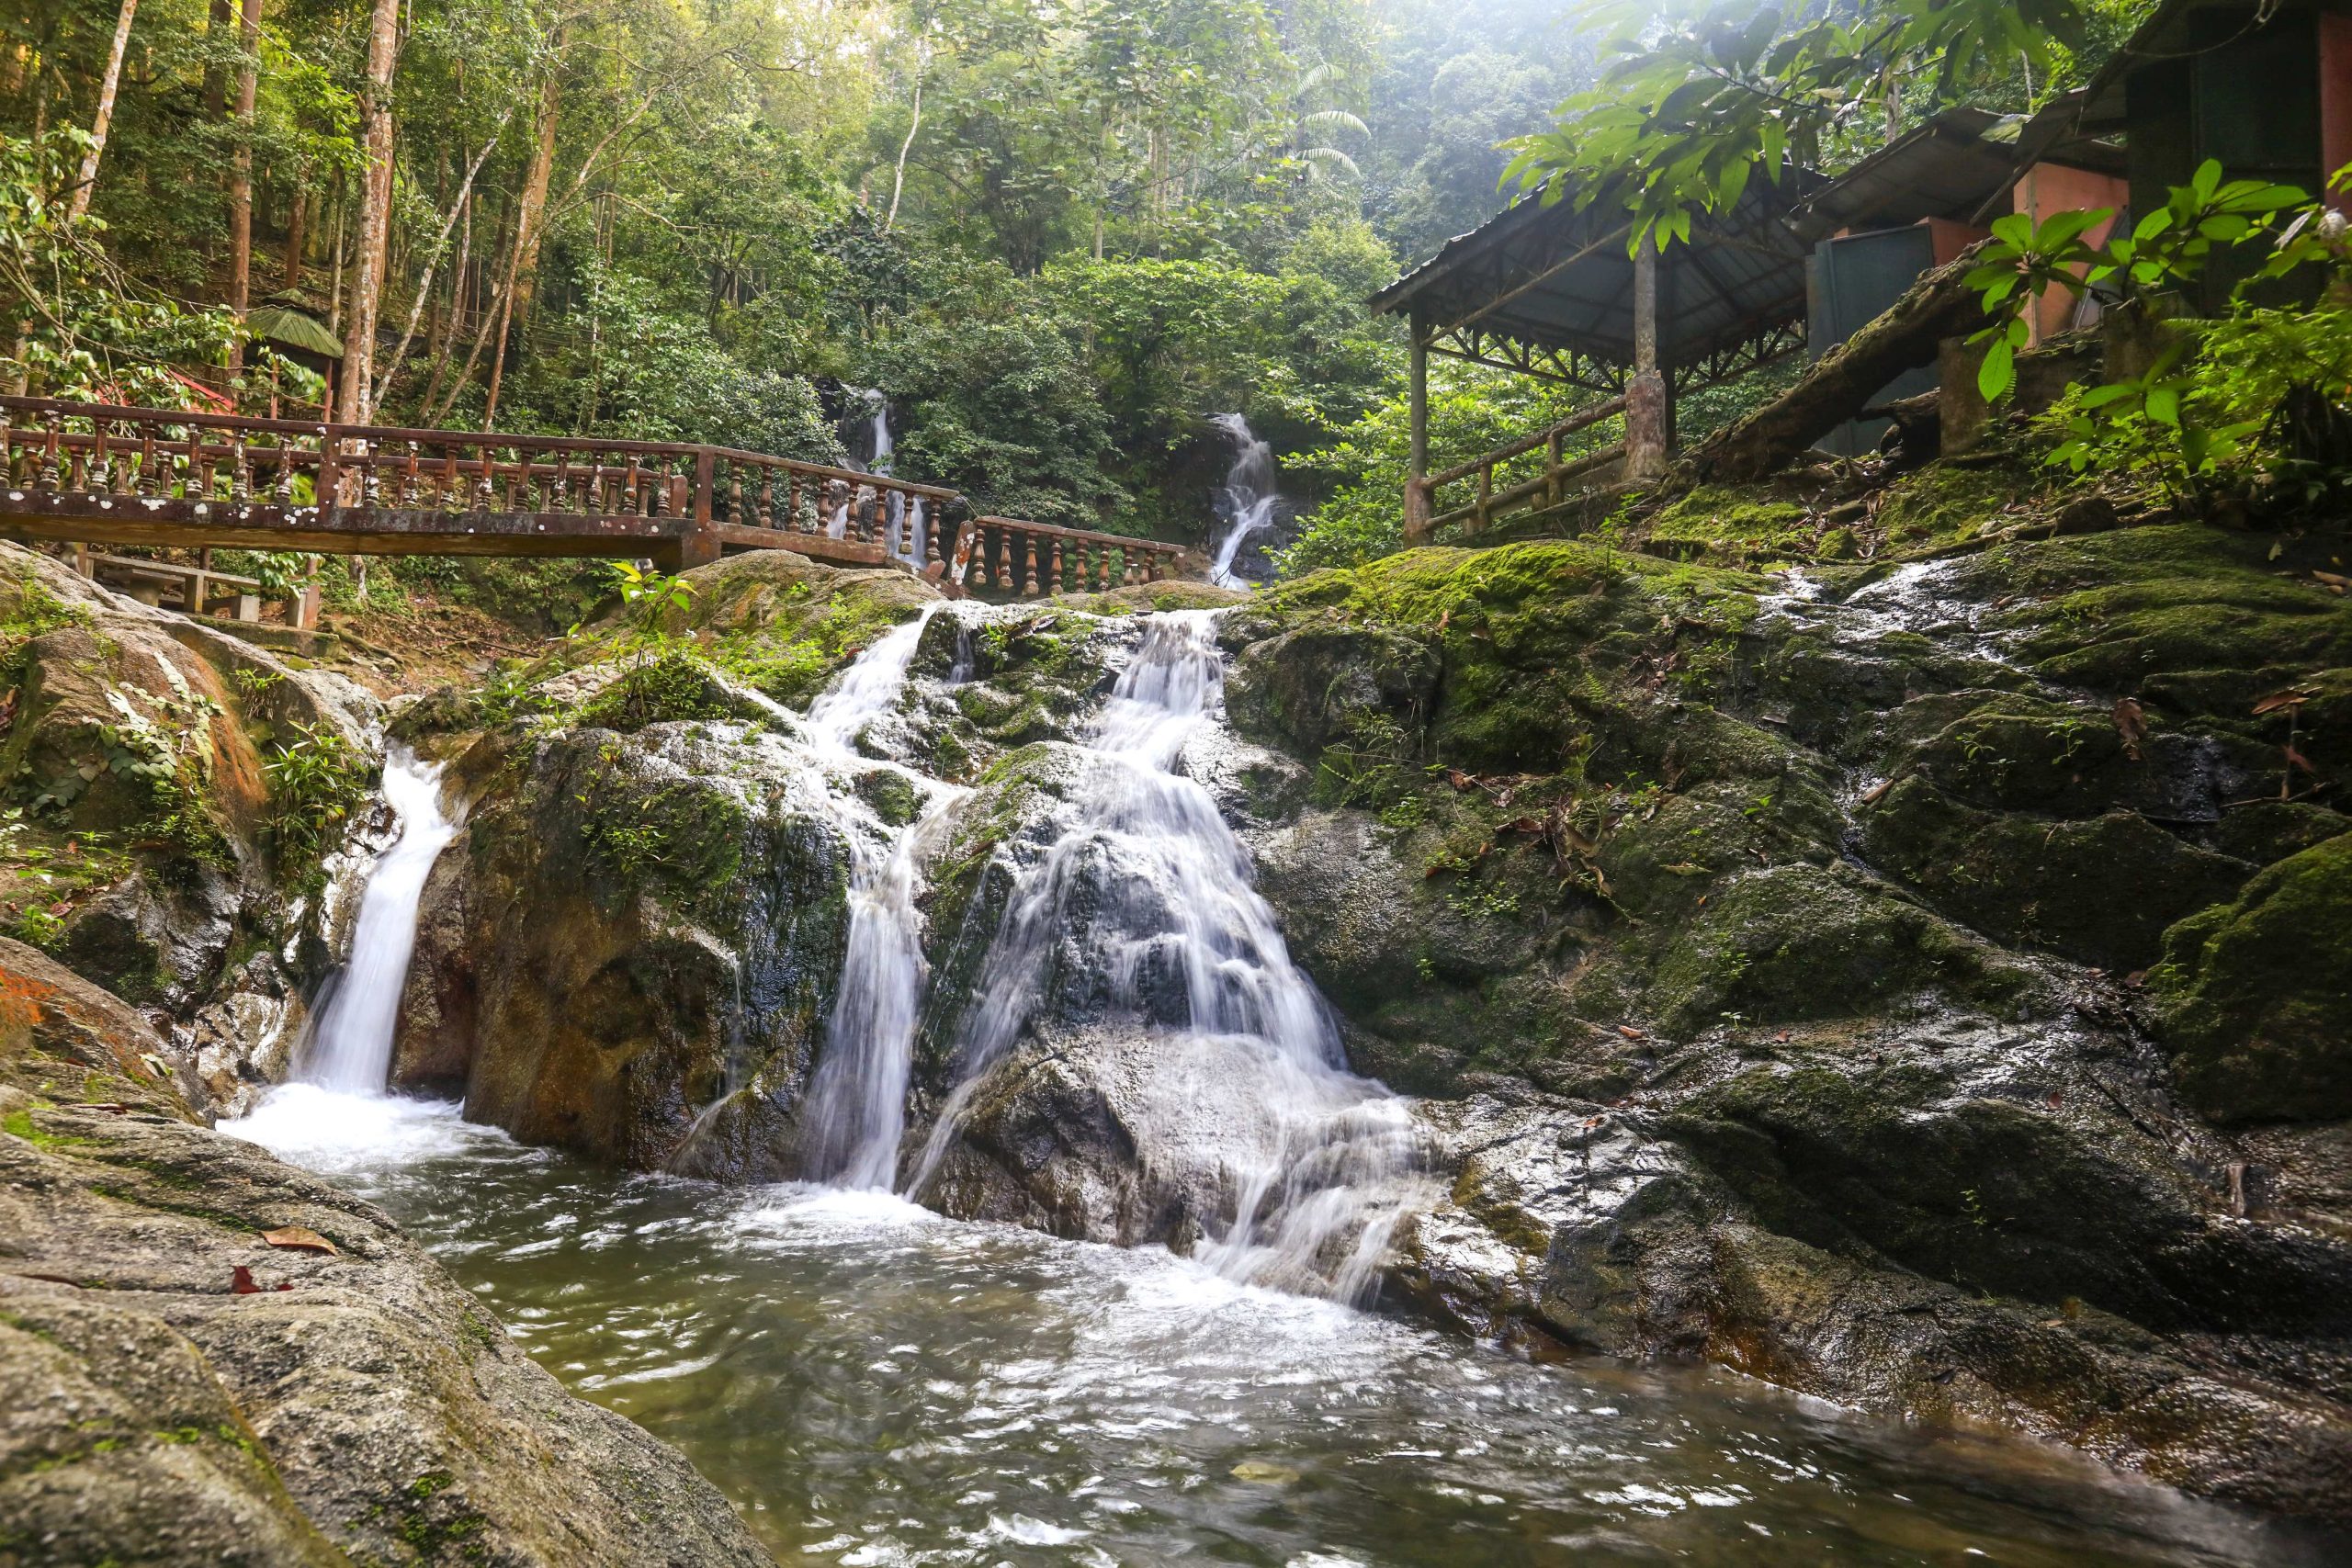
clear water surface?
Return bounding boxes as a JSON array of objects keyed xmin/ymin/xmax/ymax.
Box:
[{"xmin": 228, "ymin": 1088, "xmax": 2346, "ymax": 1568}]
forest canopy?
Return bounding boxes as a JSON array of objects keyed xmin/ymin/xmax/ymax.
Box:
[{"xmin": 1, "ymin": 0, "xmax": 2176, "ymax": 561}]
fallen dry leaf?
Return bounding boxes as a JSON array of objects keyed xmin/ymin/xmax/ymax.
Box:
[
  {"xmin": 2111, "ymin": 696, "xmax": 2148, "ymax": 759},
  {"xmin": 2252, "ymin": 688, "xmax": 2314, "ymax": 716},
  {"xmin": 263, "ymin": 1225, "xmax": 339, "ymax": 1256},
  {"xmin": 1617, "ymin": 1025, "xmax": 1645, "ymax": 1040}
]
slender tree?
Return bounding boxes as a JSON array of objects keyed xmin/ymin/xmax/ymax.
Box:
[
  {"xmin": 225, "ymin": 0, "xmax": 262, "ymax": 373},
  {"xmin": 339, "ymin": 0, "xmax": 402, "ymax": 423},
  {"xmin": 66, "ymin": 0, "xmax": 139, "ymax": 222}
]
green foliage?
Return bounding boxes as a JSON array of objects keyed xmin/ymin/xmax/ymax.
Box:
[
  {"xmin": 0, "ymin": 572, "xmax": 96, "ymax": 685},
  {"xmin": 0, "ymin": 130, "xmax": 249, "ymax": 402},
  {"xmin": 1503, "ymin": 0, "xmax": 2088, "ymax": 249},
  {"xmin": 262, "ymin": 721, "xmax": 372, "ymax": 869},
  {"xmin": 1967, "ymin": 160, "xmax": 2352, "ymax": 507}
]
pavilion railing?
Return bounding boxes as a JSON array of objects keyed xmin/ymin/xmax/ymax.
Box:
[
  {"xmin": 955, "ymin": 515, "xmax": 1184, "ymax": 596},
  {"xmin": 1408, "ymin": 394, "xmax": 1627, "ymax": 542}
]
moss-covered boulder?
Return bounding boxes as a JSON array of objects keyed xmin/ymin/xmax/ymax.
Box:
[
  {"xmin": 394, "ymin": 719, "xmax": 859, "ymax": 1175},
  {"xmin": 0, "ymin": 546, "xmax": 378, "ymax": 1096},
  {"xmin": 2151, "ymin": 832, "xmax": 2352, "ymax": 1123}
]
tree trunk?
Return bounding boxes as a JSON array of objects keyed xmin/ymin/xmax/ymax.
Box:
[
  {"xmin": 282, "ymin": 186, "xmax": 306, "ymax": 288},
  {"xmin": 338, "ymin": 0, "xmax": 401, "ymax": 423},
  {"xmin": 1679, "ymin": 243, "xmax": 1990, "ymax": 487},
  {"xmin": 481, "ymin": 60, "xmax": 560, "ymax": 430},
  {"xmin": 67, "ymin": 0, "xmax": 139, "ymax": 222},
  {"xmin": 224, "ymin": 0, "xmax": 262, "ymax": 374},
  {"xmin": 204, "ymin": 0, "xmax": 231, "ymax": 120},
  {"xmin": 375, "ymin": 118, "xmax": 508, "ymax": 412}
]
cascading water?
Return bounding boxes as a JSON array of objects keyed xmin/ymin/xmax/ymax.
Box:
[
  {"xmin": 795, "ymin": 605, "xmax": 963, "ymax": 1189},
  {"xmin": 296, "ymin": 754, "xmax": 460, "ymax": 1095},
  {"xmin": 1207, "ymin": 412, "xmax": 1278, "ymax": 591},
  {"xmin": 911, "ymin": 611, "xmax": 1431, "ymax": 1300}
]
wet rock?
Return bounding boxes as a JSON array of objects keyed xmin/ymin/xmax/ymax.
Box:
[
  {"xmin": 397, "ymin": 720, "xmax": 857, "ymax": 1176},
  {"xmin": 0, "ymin": 937, "xmax": 770, "ymax": 1566},
  {"xmin": 1229, "ymin": 530, "xmax": 2352, "ymax": 1519},
  {"xmin": 2151, "ymin": 832, "xmax": 2352, "ymax": 1123}
]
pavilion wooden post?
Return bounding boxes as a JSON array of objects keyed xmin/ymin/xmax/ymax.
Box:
[
  {"xmin": 1624, "ymin": 231, "xmax": 1670, "ymax": 482},
  {"xmin": 1404, "ymin": 306, "xmax": 1432, "ymax": 545}
]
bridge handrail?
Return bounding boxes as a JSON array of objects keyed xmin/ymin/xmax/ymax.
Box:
[{"xmin": 0, "ymin": 393, "xmax": 956, "ymax": 503}]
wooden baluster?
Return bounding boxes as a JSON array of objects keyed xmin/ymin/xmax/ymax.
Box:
[
  {"xmin": 272, "ymin": 437, "xmax": 294, "ymax": 504},
  {"xmin": 757, "ymin": 468, "xmax": 775, "ymax": 529},
  {"xmin": 922, "ymin": 501, "xmax": 941, "ymax": 568},
  {"xmin": 623, "ymin": 455, "xmax": 642, "ymax": 515},
  {"xmin": 88, "ymin": 421, "xmax": 112, "ymax": 492},
  {"xmin": 438, "ymin": 449, "xmax": 459, "ymax": 511},
  {"xmin": 474, "ymin": 446, "xmax": 496, "ymax": 511},
  {"xmin": 727, "ymin": 464, "xmax": 743, "ymax": 527},
  {"xmin": 39, "ymin": 409, "xmax": 63, "ymax": 491},
  {"xmin": 551, "ymin": 450, "xmax": 571, "ymax": 513},
  {"xmin": 397, "ymin": 440, "xmax": 417, "ymax": 506},
  {"xmin": 0, "ymin": 407, "xmax": 13, "ymax": 488},
  {"xmin": 360, "ymin": 438, "xmax": 382, "ymax": 506},
  {"xmin": 230, "ymin": 435, "xmax": 252, "ymax": 503},
  {"xmin": 1022, "ymin": 532, "xmax": 1040, "ymax": 596},
  {"xmin": 786, "ymin": 474, "xmax": 805, "ymax": 532},
  {"xmin": 195, "ymin": 429, "xmax": 218, "ymax": 502},
  {"xmin": 503, "ymin": 448, "xmax": 525, "ymax": 511}
]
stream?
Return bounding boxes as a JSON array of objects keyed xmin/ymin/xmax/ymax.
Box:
[{"xmin": 227, "ymin": 1089, "xmax": 2331, "ymax": 1568}]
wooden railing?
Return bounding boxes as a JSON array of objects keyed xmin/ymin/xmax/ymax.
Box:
[
  {"xmin": 1407, "ymin": 396, "xmax": 1626, "ymax": 543},
  {"xmin": 954, "ymin": 515, "xmax": 1183, "ymax": 596},
  {"xmin": 0, "ymin": 395, "xmax": 956, "ymax": 571}
]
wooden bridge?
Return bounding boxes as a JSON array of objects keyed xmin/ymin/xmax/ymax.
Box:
[{"xmin": 0, "ymin": 396, "xmax": 1186, "ymax": 623}]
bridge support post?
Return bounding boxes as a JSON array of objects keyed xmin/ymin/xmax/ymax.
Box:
[{"xmin": 678, "ymin": 447, "xmax": 722, "ymax": 571}]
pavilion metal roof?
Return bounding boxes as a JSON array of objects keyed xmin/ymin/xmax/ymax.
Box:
[{"xmin": 1368, "ymin": 173, "xmax": 1826, "ymax": 392}]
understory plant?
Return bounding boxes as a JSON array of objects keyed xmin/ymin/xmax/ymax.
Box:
[
  {"xmin": 264, "ymin": 720, "xmax": 373, "ymax": 871},
  {"xmin": 1968, "ymin": 160, "xmax": 2352, "ymax": 511}
]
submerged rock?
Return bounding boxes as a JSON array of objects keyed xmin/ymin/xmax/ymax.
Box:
[{"xmin": 0, "ymin": 937, "xmax": 769, "ymax": 1566}]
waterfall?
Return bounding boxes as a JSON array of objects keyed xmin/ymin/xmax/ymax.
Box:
[
  {"xmin": 1207, "ymin": 413, "xmax": 1278, "ymax": 591},
  {"xmin": 296, "ymin": 754, "xmax": 459, "ymax": 1096},
  {"xmin": 912, "ymin": 612, "xmax": 1430, "ymax": 1301},
  {"xmin": 797, "ymin": 606, "xmax": 962, "ymax": 1189}
]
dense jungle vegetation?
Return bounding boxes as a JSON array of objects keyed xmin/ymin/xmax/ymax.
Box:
[{"xmin": 4, "ymin": 0, "xmax": 2209, "ymax": 576}]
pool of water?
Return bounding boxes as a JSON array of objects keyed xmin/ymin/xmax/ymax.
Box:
[{"xmin": 226, "ymin": 1087, "xmax": 2344, "ymax": 1567}]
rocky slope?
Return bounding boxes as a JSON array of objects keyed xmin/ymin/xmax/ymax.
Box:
[
  {"xmin": 366, "ymin": 486, "xmax": 2351, "ymax": 1520},
  {"xmin": 0, "ymin": 936, "xmax": 771, "ymax": 1566},
  {"xmin": 0, "ymin": 544, "xmax": 385, "ymax": 1119},
  {"xmin": 1211, "ymin": 498, "xmax": 2352, "ymax": 1519}
]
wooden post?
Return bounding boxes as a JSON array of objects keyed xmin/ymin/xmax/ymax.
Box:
[
  {"xmin": 1404, "ymin": 307, "xmax": 1431, "ymax": 544},
  {"xmin": 1625, "ymin": 231, "xmax": 1669, "ymax": 482},
  {"xmin": 680, "ymin": 447, "xmax": 721, "ymax": 569}
]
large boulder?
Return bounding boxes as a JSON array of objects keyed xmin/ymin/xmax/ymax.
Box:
[{"xmin": 0, "ymin": 937, "xmax": 769, "ymax": 1566}]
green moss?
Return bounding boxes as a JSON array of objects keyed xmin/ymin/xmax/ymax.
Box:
[
  {"xmin": 1643, "ymin": 485, "xmax": 1814, "ymax": 565},
  {"xmin": 1872, "ymin": 459, "xmax": 2044, "ymax": 550},
  {"xmin": 2151, "ymin": 832, "xmax": 2352, "ymax": 1122}
]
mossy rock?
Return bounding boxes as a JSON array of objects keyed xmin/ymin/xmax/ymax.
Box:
[
  {"xmin": 2151, "ymin": 832, "xmax": 2352, "ymax": 1123},
  {"xmin": 1644, "ymin": 863, "xmax": 2029, "ymax": 1035},
  {"xmin": 1860, "ymin": 777, "xmax": 2251, "ymax": 969}
]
